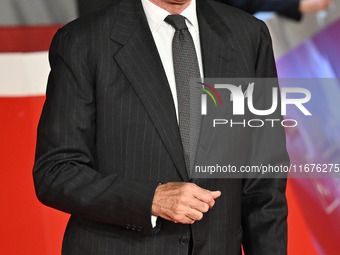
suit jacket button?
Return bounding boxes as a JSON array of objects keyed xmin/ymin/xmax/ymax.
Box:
[
  {"xmin": 179, "ymin": 236, "xmax": 189, "ymax": 245},
  {"xmin": 125, "ymin": 224, "xmax": 131, "ymax": 230},
  {"xmin": 137, "ymin": 227, "xmax": 143, "ymax": 232},
  {"xmin": 131, "ymin": 226, "xmax": 137, "ymax": 231}
]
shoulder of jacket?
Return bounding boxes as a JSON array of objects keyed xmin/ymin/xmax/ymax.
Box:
[
  {"xmin": 208, "ymin": 0, "xmax": 264, "ymax": 31},
  {"xmin": 56, "ymin": 2, "xmax": 120, "ymax": 42}
]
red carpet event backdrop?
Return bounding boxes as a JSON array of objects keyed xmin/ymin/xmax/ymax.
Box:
[{"xmin": 1, "ymin": 1, "xmax": 339, "ymax": 254}]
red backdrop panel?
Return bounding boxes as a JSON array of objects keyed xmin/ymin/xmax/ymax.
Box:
[
  {"xmin": 0, "ymin": 97, "xmax": 69, "ymax": 254},
  {"xmin": 0, "ymin": 26, "xmax": 62, "ymax": 53}
]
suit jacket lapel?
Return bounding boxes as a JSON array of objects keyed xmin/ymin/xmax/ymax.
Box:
[
  {"xmin": 197, "ymin": 0, "xmax": 236, "ymax": 81},
  {"xmin": 194, "ymin": 0, "xmax": 237, "ymax": 166},
  {"xmin": 111, "ymin": 0, "xmax": 189, "ymax": 181}
]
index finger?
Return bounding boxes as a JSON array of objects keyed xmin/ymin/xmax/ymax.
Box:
[{"xmin": 191, "ymin": 187, "xmax": 215, "ymax": 207}]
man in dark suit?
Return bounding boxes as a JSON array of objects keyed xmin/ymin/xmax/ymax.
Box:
[{"xmin": 33, "ymin": 0, "xmax": 289, "ymax": 254}]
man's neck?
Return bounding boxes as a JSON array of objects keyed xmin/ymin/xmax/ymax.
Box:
[{"xmin": 148, "ymin": 0, "xmax": 192, "ymax": 14}]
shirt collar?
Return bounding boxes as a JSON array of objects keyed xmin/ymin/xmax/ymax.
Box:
[{"xmin": 141, "ymin": 0, "xmax": 199, "ymax": 33}]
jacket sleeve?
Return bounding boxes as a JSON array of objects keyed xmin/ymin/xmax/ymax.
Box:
[
  {"xmin": 241, "ymin": 22, "xmax": 289, "ymax": 255},
  {"xmin": 215, "ymin": 0, "xmax": 302, "ymax": 21},
  {"xmin": 33, "ymin": 28, "xmax": 160, "ymax": 236}
]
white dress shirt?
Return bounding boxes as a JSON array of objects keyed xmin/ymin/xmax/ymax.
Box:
[{"xmin": 141, "ymin": 0, "xmax": 204, "ymax": 228}]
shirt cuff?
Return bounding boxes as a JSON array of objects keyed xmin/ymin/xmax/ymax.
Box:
[{"xmin": 151, "ymin": 215, "xmax": 158, "ymax": 228}]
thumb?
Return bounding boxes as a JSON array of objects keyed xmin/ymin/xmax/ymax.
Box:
[{"xmin": 210, "ymin": 190, "xmax": 221, "ymax": 199}]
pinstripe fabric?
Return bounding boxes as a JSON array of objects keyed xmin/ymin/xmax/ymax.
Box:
[{"xmin": 33, "ymin": 0, "xmax": 289, "ymax": 254}]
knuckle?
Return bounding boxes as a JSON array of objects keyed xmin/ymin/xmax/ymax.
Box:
[
  {"xmin": 183, "ymin": 183, "xmax": 190, "ymax": 188},
  {"xmin": 177, "ymin": 195, "xmax": 188, "ymax": 204},
  {"xmin": 203, "ymin": 193, "xmax": 213, "ymax": 202},
  {"xmin": 179, "ymin": 215, "xmax": 186, "ymax": 223},
  {"xmin": 192, "ymin": 212, "xmax": 202, "ymax": 221},
  {"xmin": 173, "ymin": 204, "xmax": 182, "ymax": 213},
  {"xmin": 183, "ymin": 183, "xmax": 193, "ymax": 192},
  {"xmin": 202, "ymin": 204, "xmax": 209, "ymax": 212},
  {"xmin": 173, "ymin": 215, "xmax": 182, "ymax": 222}
]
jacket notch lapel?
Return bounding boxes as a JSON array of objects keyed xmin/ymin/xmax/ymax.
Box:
[
  {"xmin": 110, "ymin": 1, "xmax": 189, "ymax": 181},
  {"xmin": 197, "ymin": 0, "xmax": 237, "ymax": 78}
]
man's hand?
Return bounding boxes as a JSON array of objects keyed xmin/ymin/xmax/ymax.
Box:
[
  {"xmin": 152, "ymin": 182, "xmax": 221, "ymax": 224},
  {"xmin": 299, "ymin": 0, "xmax": 332, "ymax": 13}
]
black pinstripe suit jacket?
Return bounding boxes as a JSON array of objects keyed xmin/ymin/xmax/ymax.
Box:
[{"xmin": 33, "ymin": 0, "xmax": 289, "ymax": 254}]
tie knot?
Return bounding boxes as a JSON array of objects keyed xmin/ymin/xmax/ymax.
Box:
[{"xmin": 165, "ymin": 15, "xmax": 188, "ymax": 31}]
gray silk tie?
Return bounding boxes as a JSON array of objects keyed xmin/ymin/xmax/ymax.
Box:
[{"xmin": 165, "ymin": 15, "xmax": 201, "ymax": 176}]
